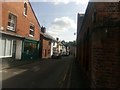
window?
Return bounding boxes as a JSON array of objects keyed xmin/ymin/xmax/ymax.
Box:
[
  {"xmin": 29, "ymin": 24, "xmax": 34, "ymax": 37},
  {"xmin": 5, "ymin": 39, "xmax": 12, "ymax": 56},
  {"xmin": 0, "ymin": 38, "xmax": 13, "ymax": 58},
  {"xmin": 24, "ymin": 2, "xmax": 27, "ymax": 16},
  {"xmin": 24, "ymin": 42, "xmax": 37, "ymax": 55},
  {"xmin": 7, "ymin": 13, "xmax": 17, "ymax": 31}
]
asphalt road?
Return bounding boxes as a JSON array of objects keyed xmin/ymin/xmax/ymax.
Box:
[{"xmin": 2, "ymin": 56, "xmax": 73, "ymax": 88}]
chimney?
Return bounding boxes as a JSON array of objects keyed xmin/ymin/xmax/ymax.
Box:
[
  {"xmin": 56, "ymin": 38, "xmax": 59, "ymax": 41},
  {"xmin": 41, "ymin": 26, "xmax": 46, "ymax": 33}
]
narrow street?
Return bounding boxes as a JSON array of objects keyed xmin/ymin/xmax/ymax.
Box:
[
  {"xmin": 2, "ymin": 56, "xmax": 72, "ymax": 88},
  {"xmin": 2, "ymin": 56, "xmax": 89, "ymax": 88}
]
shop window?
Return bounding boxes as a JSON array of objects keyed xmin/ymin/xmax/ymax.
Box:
[
  {"xmin": 29, "ymin": 24, "xmax": 34, "ymax": 37},
  {"xmin": 5, "ymin": 39, "xmax": 12, "ymax": 56},
  {"xmin": 24, "ymin": 42, "xmax": 37, "ymax": 55},
  {"xmin": 24, "ymin": 2, "xmax": 27, "ymax": 16},
  {"xmin": 0, "ymin": 38, "xmax": 13, "ymax": 58},
  {"xmin": 7, "ymin": 13, "xmax": 17, "ymax": 31}
]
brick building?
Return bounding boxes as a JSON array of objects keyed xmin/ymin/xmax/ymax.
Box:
[
  {"xmin": 0, "ymin": 0, "xmax": 41, "ymax": 60},
  {"xmin": 40, "ymin": 26, "xmax": 56, "ymax": 58},
  {"xmin": 77, "ymin": 2, "xmax": 120, "ymax": 88}
]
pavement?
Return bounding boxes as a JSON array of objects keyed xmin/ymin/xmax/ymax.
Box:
[{"xmin": 1, "ymin": 58, "xmax": 43, "ymax": 70}]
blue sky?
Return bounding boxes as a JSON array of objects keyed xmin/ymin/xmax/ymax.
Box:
[{"xmin": 30, "ymin": 0, "xmax": 89, "ymax": 42}]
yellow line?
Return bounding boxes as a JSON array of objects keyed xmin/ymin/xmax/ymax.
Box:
[
  {"xmin": 63, "ymin": 66, "xmax": 69, "ymax": 81},
  {"xmin": 59, "ymin": 64, "xmax": 70, "ymax": 88}
]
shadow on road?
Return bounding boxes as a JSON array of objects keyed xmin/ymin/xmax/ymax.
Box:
[
  {"xmin": 2, "ymin": 56, "xmax": 73, "ymax": 88},
  {"xmin": 70, "ymin": 59, "xmax": 90, "ymax": 88}
]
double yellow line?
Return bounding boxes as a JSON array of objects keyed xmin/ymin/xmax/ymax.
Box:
[{"xmin": 59, "ymin": 61, "xmax": 73, "ymax": 88}]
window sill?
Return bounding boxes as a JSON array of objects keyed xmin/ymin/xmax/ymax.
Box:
[
  {"xmin": 7, "ymin": 26, "xmax": 15, "ymax": 32},
  {"xmin": 29, "ymin": 34, "xmax": 34, "ymax": 37},
  {"xmin": 0, "ymin": 55, "xmax": 12, "ymax": 58},
  {"xmin": 23, "ymin": 13, "xmax": 27, "ymax": 17}
]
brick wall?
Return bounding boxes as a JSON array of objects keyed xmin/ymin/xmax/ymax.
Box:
[
  {"xmin": 77, "ymin": 2, "xmax": 120, "ymax": 88},
  {"xmin": 42, "ymin": 38, "xmax": 51, "ymax": 58},
  {"xmin": 2, "ymin": 1, "xmax": 40, "ymax": 41},
  {"xmin": 0, "ymin": 2, "xmax": 2, "ymax": 27},
  {"xmin": 91, "ymin": 28, "xmax": 120, "ymax": 88}
]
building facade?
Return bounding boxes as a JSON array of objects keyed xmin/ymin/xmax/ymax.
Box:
[
  {"xmin": 77, "ymin": 2, "xmax": 120, "ymax": 88},
  {"xmin": 1, "ymin": 1, "xmax": 41, "ymax": 60},
  {"xmin": 40, "ymin": 27, "xmax": 56, "ymax": 58}
]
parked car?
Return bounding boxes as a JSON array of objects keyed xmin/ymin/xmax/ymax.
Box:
[
  {"xmin": 51, "ymin": 52, "xmax": 61, "ymax": 59},
  {"xmin": 62, "ymin": 51, "xmax": 70, "ymax": 56},
  {"xmin": 62, "ymin": 52, "xmax": 67, "ymax": 56}
]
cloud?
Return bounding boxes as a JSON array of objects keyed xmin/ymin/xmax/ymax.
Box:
[
  {"xmin": 30, "ymin": 0, "xmax": 89, "ymax": 5},
  {"xmin": 30, "ymin": 0, "xmax": 119, "ymax": 3},
  {"xmin": 47, "ymin": 17, "xmax": 76, "ymax": 38}
]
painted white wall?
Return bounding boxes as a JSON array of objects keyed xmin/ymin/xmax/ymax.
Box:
[
  {"xmin": 15, "ymin": 40, "xmax": 22, "ymax": 59},
  {"xmin": 51, "ymin": 42, "xmax": 57, "ymax": 55},
  {"xmin": 62, "ymin": 46, "xmax": 66, "ymax": 53},
  {"xmin": 51, "ymin": 42, "xmax": 53, "ymax": 56}
]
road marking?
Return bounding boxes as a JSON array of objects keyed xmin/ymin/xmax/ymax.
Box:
[
  {"xmin": 2, "ymin": 70, "xmax": 8, "ymax": 73},
  {"xmin": 63, "ymin": 70, "xmax": 67, "ymax": 81},
  {"xmin": 14, "ymin": 72, "xmax": 18, "ymax": 75},
  {"xmin": 13, "ymin": 69, "xmax": 27, "ymax": 75},
  {"xmin": 59, "ymin": 64, "xmax": 70, "ymax": 88},
  {"xmin": 32, "ymin": 66, "xmax": 40, "ymax": 72},
  {"xmin": 66, "ymin": 62, "xmax": 73, "ymax": 88}
]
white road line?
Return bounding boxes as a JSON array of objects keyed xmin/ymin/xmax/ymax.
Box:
[
  {"xmin": 13, "ymin": 69, "xmax": 27, "ymax": 75},
  {"xmin": 2, "ymin": 70, "xmax": 8, "ymax": 73}
]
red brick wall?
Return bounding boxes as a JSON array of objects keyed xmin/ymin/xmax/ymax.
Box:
[
  {"xmin": 0, "ymin": 2, "xmax": 2, "ymax": 27},
  {"xmin": 77, "ymin": 2, "xmax": 120, "ymax": 88},
  {"xmin": 91, "ymin": 28, "xmax": 120, "ymax": 88},
  {"xmin": 2, "ymin": 1, "xmax": 40, "ymax": 41},
  {"xmin": 42, "ymin": 38, "xmax": 51, "ymax": 58}
]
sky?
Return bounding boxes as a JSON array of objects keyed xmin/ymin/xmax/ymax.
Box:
[{"xmin": 29, "ymin": 0, "xmax": 89, "ymax": 42}]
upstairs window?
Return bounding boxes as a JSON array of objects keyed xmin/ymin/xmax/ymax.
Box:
[
  {"xmin": 24, "ymin": 2, "xmax": 27, "ymax": 16},
  {"xmin": 29, "ymin": 24, "xmax": 34, "ymax": 37},
  {"xmin": 7, "ymin": 13, "xmax": 17, "ymax": 31}
]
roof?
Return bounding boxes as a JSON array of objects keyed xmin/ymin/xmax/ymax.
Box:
[
  {"xmin": 29, "ymin": 1, "xmax": 41, "ymax": 28},
  {"xmin": 41, "ymin": 32, "xmax": 57, "ymax": 42}
]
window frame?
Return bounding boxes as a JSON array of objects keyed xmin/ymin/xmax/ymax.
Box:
[
  {"xmin": 29, "ymin": 24, "xmax": 35, "ymax": 37},
  {"xmin": 0, "ymin": 38, "xmax": 13, "ymax": 58},
  {"xmin": 23, "ymin": 2, "xmax": 27, "ymax": 16},
  {"xmin": 7, "ymin": 13, "xmax": 17, "ymax": 32}
]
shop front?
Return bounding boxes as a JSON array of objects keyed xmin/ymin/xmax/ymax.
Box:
[{"xmin": 22, "ymin": 39, "xmax": 40, "ymax": 60}]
